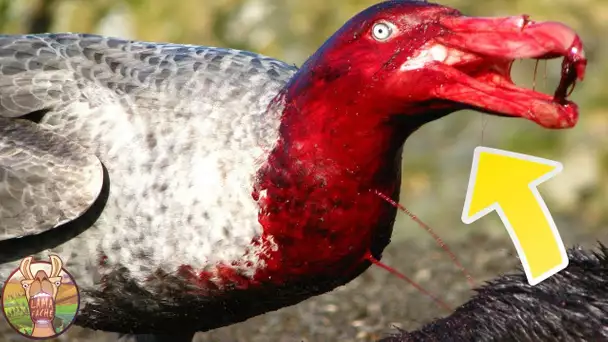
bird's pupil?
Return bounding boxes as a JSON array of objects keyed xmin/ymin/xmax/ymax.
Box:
[{"xmin": 373, "ymin": 24, "xmax": 389, "ymax": 39}]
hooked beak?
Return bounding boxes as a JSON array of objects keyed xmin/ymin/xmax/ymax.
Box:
[{"xmin": 413, "ymin": 15, "xmax": 587, "ymax": 128}]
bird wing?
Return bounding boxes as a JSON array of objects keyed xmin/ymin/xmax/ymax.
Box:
[
  {"xmin": 0, "ymin": 33, "xmax": 296, "ymax": 242},
  {"xmin": 0, "ymin": 117, "xmax": 104, "ymax": 239}
]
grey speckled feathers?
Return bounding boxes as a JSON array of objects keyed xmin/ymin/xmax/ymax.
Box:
[
  {"xmin": 0, "ymin": 33, "xmax": 295, "ymax": 118},
  {"xmin": 0, "ymin": 117, "xmax": 103, "ymax": 239},
  {"xmin": 0, "ymin": 32, "xmax": 306, "ymax": 339},
  {"xmin": 0, "ymin": 33, "xmax": 297, "ymax": 291}
]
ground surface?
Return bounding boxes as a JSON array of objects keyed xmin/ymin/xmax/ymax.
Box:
[{"xmin": 2, "ymin": 224, "xmax": 605, "ymax": 342}]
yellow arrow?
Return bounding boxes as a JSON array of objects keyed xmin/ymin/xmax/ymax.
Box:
[{"xmin": 461, "ymin": 146, "xmax": 568, "ymax": 286}]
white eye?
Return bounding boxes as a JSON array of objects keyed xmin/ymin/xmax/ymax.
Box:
[
  {"xmin": 55, "ymin": 281, "xmax": 61, "ymax": 286},
  {"xmin": 22, "ymin": 283, "xmax": 29, "ymax": 288},
  {"xmin": 372, "ymin": 22, "xmax": 393, "ymax": 41}
]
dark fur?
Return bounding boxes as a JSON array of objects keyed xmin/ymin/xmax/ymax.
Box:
[{"xmin": 379, "ymin": 244, "xmax": 608, "ymax": 342}]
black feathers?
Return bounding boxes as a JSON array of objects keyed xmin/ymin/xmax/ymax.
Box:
[{"xmin": 379, "ymin": 244, "xmax": 608, "ymax": 342}]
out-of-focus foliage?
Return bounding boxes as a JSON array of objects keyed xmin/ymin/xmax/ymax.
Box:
[{"xmin": 1, "ymin": 0, "xmax": 606, "ymax": 242}]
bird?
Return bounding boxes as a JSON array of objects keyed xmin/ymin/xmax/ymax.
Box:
[
  {"xmin": 0, "ymin": 0, "xmax": 587, "ymax": 341},
  {"xmin": 378, "ymin": 244, "xmax": 608, "ymax": 342}
]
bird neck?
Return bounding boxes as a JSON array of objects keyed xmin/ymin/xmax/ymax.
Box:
[{"xmin": 250, "ymin": 83, "xmax": 420, "ymax": 285}]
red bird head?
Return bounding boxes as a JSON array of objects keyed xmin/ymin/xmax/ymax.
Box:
[
  {"xmin": 260, "ymin": 0, "xmax": 588, "ymax": 287},
  {"xmin": 287, "ymin": 0, "xmax": 586, "ymax": 130}
]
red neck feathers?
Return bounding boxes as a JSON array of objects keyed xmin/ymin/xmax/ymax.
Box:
[{"xmin": 252, "ymin": 55, "xmax": 433, "ymax": 285}]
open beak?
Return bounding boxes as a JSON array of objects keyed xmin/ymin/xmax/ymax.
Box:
[{"xmin": 418, "ymin": 15, "xmax": 587, "ymax": 128}]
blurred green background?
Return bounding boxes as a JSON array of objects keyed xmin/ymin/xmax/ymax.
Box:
[{"xmin": 0, "ymin": 0, "xmax": 606, "ymax": 341}]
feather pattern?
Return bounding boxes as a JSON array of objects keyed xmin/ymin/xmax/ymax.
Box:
[{"xmin": 0, "ymin": 33, "xmax": 297, "ymax": 293}]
